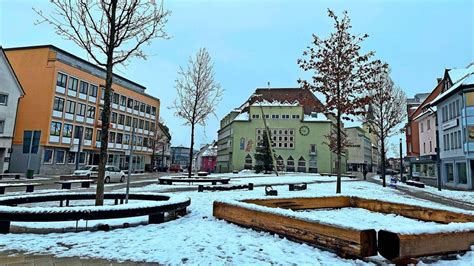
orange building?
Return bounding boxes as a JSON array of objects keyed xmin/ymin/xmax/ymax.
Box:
[{"xmin": 4, "ymin": 45, "xmax": 160, "ymax": 175}]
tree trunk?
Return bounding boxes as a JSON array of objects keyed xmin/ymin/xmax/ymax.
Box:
[
  {"xmin": 96, "ymin": 0, "xmax": 117, "ymax": 206},
  {"xmin": 381, "ymin": 133, "xmax": 386, "ymax": 187},
  {"xmin": 188, "ymin": 123, "xmax": 195, "ymax": 178},
  {"xmin": 336, "ymin": 110, "xmax": 342, "ymax": 194}
]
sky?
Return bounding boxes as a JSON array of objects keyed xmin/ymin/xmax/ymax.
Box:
[{"xmin": 1, "ymin": 0, "xmax": 473, "ymax": 156}]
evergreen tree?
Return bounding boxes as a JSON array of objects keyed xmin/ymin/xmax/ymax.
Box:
[{"xmin": 254, "ymin": 130, "xmax": 274, "ymax": 173}]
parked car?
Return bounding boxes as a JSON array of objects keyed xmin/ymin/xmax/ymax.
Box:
[{"xmin": 73, "ymin": 165, "xmax": 126, "ymax": 183}]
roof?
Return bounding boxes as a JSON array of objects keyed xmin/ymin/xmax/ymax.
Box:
[
  {"xmin": 3, "ymin": 44, "xmax": 160, "ymax": 101},
  {"xmin": 431, "ymin": 63, "xmax": 474, "ymax": 105},
  {"xmin": 0, "ymin": 47, "xmax": 25, "ymax": 96},
  {"xmin": 237, "ymin": 88, "xmax": 324, "ymax": 115}
]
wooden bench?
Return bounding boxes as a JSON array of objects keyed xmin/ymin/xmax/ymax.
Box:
[
  {"xmin": 406, "ymin": 180, "xmax": 425, "ymax": 188},
  {"xmin": 198, "ymin": 183, "xmax": 254, "ymax": 192},
  {"xmin": 0, "ymin": 183, "xmax": 42, "ymax": 194},
  {"xmin": 0, "ymin": 174, "xmax": 21, "ymax": 180},
  {"xmin": 158, "ymin": 177, "xmax": 230, "ymax": 185},
  {"xmin": 197, "ymin": 171, "xmax": 209, "ymax": 177},
  {"xmin": 60, "ymin": 175, "xmax": 96, "ymax": 181},
  {"xmin": 289, "ymin": 183, "xmax": 307, "ymax": 191},
  {"xmin": 55, "ymin": 179, "xmax": 96, "ymax": 190},
  {"xmin": 319, "ymin": 173, "xmax": 357, "ymax": 179}
]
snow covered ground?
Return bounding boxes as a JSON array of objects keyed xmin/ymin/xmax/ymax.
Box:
[
  {"xmin": 371, "ymin": 175, "xmax": 474, "ymax": 205},
  {"xmin": 0, "ymin": 173, "xmax": 473, "ymax": 265}
]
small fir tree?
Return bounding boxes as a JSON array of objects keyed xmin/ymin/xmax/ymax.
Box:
[{"xmin": 254, "ymin": 131, "xmax": 274, "ymax": 173}]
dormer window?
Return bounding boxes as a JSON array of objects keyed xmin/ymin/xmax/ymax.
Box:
[{"xmin": 443, "ymin": 79, "xmax": 450, "ymax": 92}]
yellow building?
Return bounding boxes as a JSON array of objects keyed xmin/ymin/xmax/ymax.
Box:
[{"xmin": 5, "ymin": 45, "xmax": 160, "ymax": 175}]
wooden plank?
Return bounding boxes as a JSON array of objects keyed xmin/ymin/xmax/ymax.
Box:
[
  {"xmin": 213, "ymin": 201, "xmax": 377, "ymax": 257},
  {"xmin": 353, "ymin": 197, "xmax": 474, "ymax": 223},
  {"xmin": 242, "ymin": 196, "xmax": 351, "ymax": 210},
  {"xmin": 378, "ymin": 230, "xmax": 474, "ymax": 260}
]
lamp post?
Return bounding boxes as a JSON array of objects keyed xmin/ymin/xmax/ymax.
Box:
[{"xmin": 400, "ymin": 138, "xmax": 405, "ymax": 182}]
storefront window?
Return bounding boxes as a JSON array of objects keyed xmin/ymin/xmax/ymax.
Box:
[
  {"xmin": 457, "ymin": 162, "xmax": 467, "ymax": 184},
  {"xmin": 446, "ymin": 163, "xmax": 454, "ymax": 182}
]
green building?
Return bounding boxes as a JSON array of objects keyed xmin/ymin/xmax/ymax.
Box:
[{"xmin": 216, "ymin": 88, "xmax": 345, "ymax": 173}]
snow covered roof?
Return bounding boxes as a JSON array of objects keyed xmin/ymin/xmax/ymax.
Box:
[
  {"xmin": 431, "ymin": 63, "xmax": 474, "ymax": 105},
  {"xmin": 234, "ymin": 112, "xmax": 249, "ymax": 121},
  {"xmin": 303, "ymin": 113, "xmax": 330, "ymax": 122},
  {"xmin": 237, "ymin": 88, "xmax": 324, "ymax": 115},
  {"xmin": 413, "ymin": 107, "xmax": 436, "ymax": 122}
]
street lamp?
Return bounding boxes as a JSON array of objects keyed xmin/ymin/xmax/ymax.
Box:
[{"xmin": 400, "ymin": 138, "xmax": 405, "ymax": 182}]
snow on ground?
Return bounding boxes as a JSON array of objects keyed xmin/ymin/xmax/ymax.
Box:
[
  {"xmin": 0, "ymin": 174, "xmax": 473, "ymax": 265},
  {"xmin": 371, "ymin": 175, "xmax": 474, "ymax": 205}
]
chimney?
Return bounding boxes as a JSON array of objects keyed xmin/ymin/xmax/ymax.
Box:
[{"xmin": 436, "ymin": 78, "xmax": 442, "ymax": 84}]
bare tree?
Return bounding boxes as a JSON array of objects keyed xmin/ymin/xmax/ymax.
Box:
[
  {"xmin": 35, "ymin": 0, "xmax": 170, "ymax": 205},
  {"xmin": 170, "ymin": 48, "xmax": 223, "ymax": 178},
  {"xmin": 297, "ymin": 9, "xmax": 387, "ymax": 193},
  {"xmin": 364, "ymin": 68, "xmax": 407, "ymax": 187}
]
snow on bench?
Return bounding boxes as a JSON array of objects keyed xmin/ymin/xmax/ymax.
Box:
[
  {"xmin": 55, "ymin": 179, "xmax": 96, "ymax": 189},
  {"xmin": 197, "ymin": 183, "xmax": 254, "ymax": 192},
  {"xmin": 0, "ymin": 183, "xmax": 42, "ymax": 194}
]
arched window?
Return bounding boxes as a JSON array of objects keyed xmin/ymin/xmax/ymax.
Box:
[
  {"xmin": 244, "ymin": 154, "xmax": 253, "ymax": 169},
  {"xmin": 286, "ymin": 156, "xmax": 295, "ymax": 172},
  {"xmin": 298, "ymin": 156, "xmax": 306, "ymax": 173},
  {"xmin": 309, "ymin": 158, "xmax": 317, "ymax": 173},
  {"xmin": 276, "ymin": 155, "xmax": 285, "ymax": 171}
]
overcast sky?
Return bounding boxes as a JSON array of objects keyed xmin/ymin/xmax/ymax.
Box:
[{"xmin": 1, "ymin": 0, "xmax": 473, "ymax": 155}]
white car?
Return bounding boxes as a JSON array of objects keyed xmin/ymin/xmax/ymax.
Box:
[{"xmin": 73, "ymin": 165, "xmax": 126, "ymax": 183}]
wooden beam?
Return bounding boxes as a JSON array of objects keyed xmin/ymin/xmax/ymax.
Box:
[
  {"xmin": 353, "ymin": 198, "xmax": 474, "ymax": 223},
  {"xmin": 378, "ymin": 230, "xmax": 474, "ymax": 260},
  {"xmin": 242, "ymin": 196, "xmax": 352, "ymax": 210},
  {"xmin": 213, "ymin": 201, "xmax": 377, "ymax": 257}
]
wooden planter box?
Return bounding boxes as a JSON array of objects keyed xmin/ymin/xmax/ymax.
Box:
[{"xmin": 213, "ymin": 196, "xmax": 474, "ymax": 261}]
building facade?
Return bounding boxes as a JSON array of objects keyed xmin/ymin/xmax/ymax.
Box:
[
  {"xmin": 217, "ymin": 88, "xmax": 344, "ymax": 173},
  {"xmin": 345, "ymin": 127, "xmax": 372, "ymax": 172},
  {"xmin": 431, "ymin": 63, "xmax": 474, "ymax": 190},
  {"xmin": 405, "ymin": 93, "xmax": 430, "ymax": 159},
  {"xmin": 5, "ymin": 45, "xmax": 160, "ymax": 175},
  {"xmin": 412, "ymin": 108, "xmax": 438, "ymax": 185},
  {"xmin": 196, "ymin": 142, "xmax": 217, "ymax": 172},
  {"xmin": 0, "ymin": 48, "xmax": 25, "ymax": 173},
  {"xmin": 154, "ymin": 122, "xmax": 171, "ymax": 169},
  {"xmin": 171, "ymin": 146, "xmax": 194, "ymax": 170}
]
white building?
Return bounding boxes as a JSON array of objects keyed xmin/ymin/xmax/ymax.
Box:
[{"xmin": 0, "ymin": 47, "xmax": 25, "ymax": 173}]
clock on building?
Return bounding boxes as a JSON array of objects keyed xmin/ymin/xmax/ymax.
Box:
[{"xmin": 299, "ymin": 126, "xmax": 310, "ymax": 136}]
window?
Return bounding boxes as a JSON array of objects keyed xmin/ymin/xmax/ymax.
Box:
[
  {"xmin": 134, "ymin": 100, "xmax": 140, "ymax": 111},
  {"xmin": 87, "ymin": 106, "xmax": 95, "ymax": 118},
  {"xmin": 446, "ymin": 163, "xmax": 454, "ymax": 182},
  {"xmin": 151, "ymin": 106, "xmax": 157, "ymax": 116},
  {"xmin": 145, "ymin": 121, "xmax": 150, "ymax": 130},
  {"xmin": 0, "ymin": 94, "xmax": 8, "ymax": 105},
  {"xmin": 0, "ymin": 120, "xmax": 4, "ymax": 134},
  {"xmin": 127, "ymin": 98, "xmax": 134, "ymax": 108},
  {"xmin": 244, "ymin": 154, "xmax": 252, "ymax": 169},
  {"xmin": 146, "ymin": 105, "xmax": 151, "ymax": 114},
  {"xmin": 272, "ymin": 114, "xmax": 279, "ymax": 119},
  {"xmin": 458, "ymin": 130, "xmax": 462, "ymax": 148},
  {"xmin": 65, "ymin": 100, "xmax": 76, "ymax": 114},
  {"xmin": 113, "ymin": 93, "xmax": 120, "ymax": 104},
  {"xmin": 111, "ymin": 112, "xmax": 118, "ymax": 123},
  {"xmin": 132, "ymin": 118, "xmax": 138, "ymax": 128},
  {"xmin": 78, "ymin": 152, "xmax": 86, "ymax": 164},
  {"xmin": 310, "ymin": 144, "xmax": 316, "ymax": 154},
  {"xmin": 125, "ymin": 116, "xmax": 132, "ymax": 126},
  {"xmin": 55, "ymin": 150, "xmax": 65, "ymax": 164},
  {"xmin": 430, "ymin": 141, "xmax": 432, "ymax": 152},
  {"xmin": 76, "ymin": 103, "xmax": 86, "ymax": 117},
  {"xmin": 251, "ymin": 114, "xmax": 260, "ymax": 119},
  {"xmin": 50, "ymin": 121, "xmax": 62, "ymax": 136},
  {"xmin": 420, "ymin": 122, "xmax": 424, "ymax": 133},
  {"xmin": 456, "ymin": 99, "xmax": 460, "ymax": 117},
  {"xmin": 74, "ymin": 126, "xmax": 83, "ymax": 139},
  {"xmin": 458, "ymin": 162, "xmax": 467, "ymax": 184},
  {"xmin": 286, "ymin": 156, "xmax": 295, "ymax": 172},
  {"xmin": 124, "ymin": 134, "xmax": 130, "ymax": 144},
  {"xmin": 427, "ymin": 119, "xmax": 431, "ymax": 130},
  {"xmin": 109, "ymin": 132, "xmax": 116, "ymax": 143},
  {"xmin": 282, "ymin": 114, "xmax": 290, "ymax": 119},
  {"xmin": 79, "ymin": 81, "xmax": 88, "ymax": 94},
  {"xmin": 298, "ymin": 156, "xmax": 306, "ymax": 172},
  {"xmin": 85, "ymin": 127, "xmax": 93, "ymax": 140},
  {"xmin": 67, "ymin": 152, "xmax": 76, "ymax": 164},
  {"xmin": 139, "ymin": 119, "xmax": 144, "ymax": 129},
  {"xmin": 63, "ymin": 123, "xmax": 73, "ymax": 138},
  {"xmin": 89, "ymin": 84, "xmax": 98, "ymax": 97},
  {"xmin": 96, "ymin": 129, "xmax": 102, "ymax": 141},
  {"xmin": 43, "ymin": 149, "xmax": 53, "ymax": 164},
  {"xmin": 68, "ymin": 77, "xmax": 78, "ymax": 92},
  {"xmin": 143, "ymin": 137, "xmax": 148, "ymax": 147},
  {"xmin": 423, "ymin": 142, "xmax": 426, "ymax": 153},
  {"xmin": 116, "ymin": 133, "xmax": 123, "ymax": 144},
  {"xmin": 140, "ymin": 103, "xmax": 146, "ymax": 112},
  {"xmin": 53, "ymin": 97, "xmax": 64, "ymax": 111},
  {"xmin": 56, "ymin": 73, "xmax": 68, "ymax": 87},
  {"xmin": 120, "ymin": 95, "xmax": 127, "ymax": 107},
  {"xmin": 451, "ymin": 132, "xmax": 454, "ymax": 150},
  {"xmin": 292, "ymin": 114, "xmax": 300, "ymax": 119}
]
